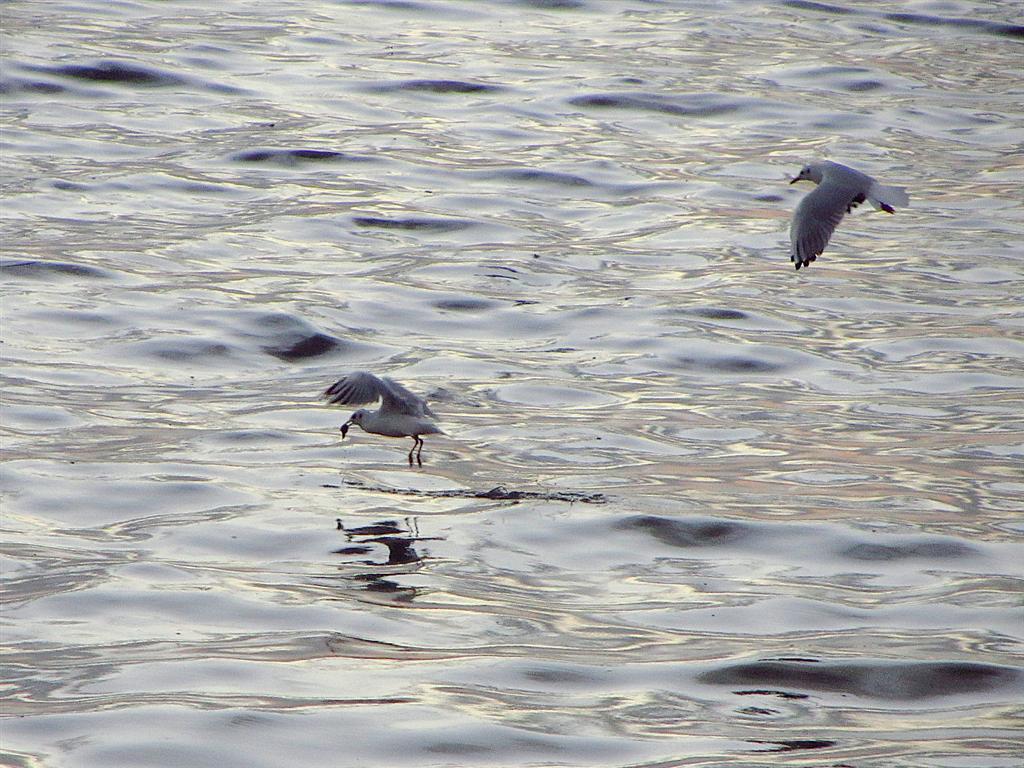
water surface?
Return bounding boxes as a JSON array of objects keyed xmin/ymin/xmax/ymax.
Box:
[{"xmin": 2, "ymin": 1, "xmax": 1023, "ymax": 766}]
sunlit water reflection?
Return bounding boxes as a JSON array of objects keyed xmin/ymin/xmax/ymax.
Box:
[{"xmin": 2, "ymin": 1, "xmax": 1022, "ymax": 766}]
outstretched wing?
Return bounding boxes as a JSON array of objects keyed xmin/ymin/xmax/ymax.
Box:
[
  {"xmin": 378, "ymin": 376, "xmax": 437, "ymax": 418},
  {"xmin": 322, "ymin": 371, "xmax": 435, "ymax": 418},
  {"xmin": 790, "ymin": 181, "xmax": 852, "ymax": 269},
  {"xmin": 322, "ymin": 371, "xmax": 387, "ymax": 407}
]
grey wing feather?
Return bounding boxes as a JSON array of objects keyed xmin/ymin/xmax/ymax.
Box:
[
  {"xmin": 322, "ymin": 371, "xmax": 435, "ymax": 418},
  {"xmin": 322, "ymin": 371, "xmax": 389, "ymax": 407},
  {"xmin": 378, "ymin": 377, "xmax": 436, "ymax": 418},
  {"xmin": 790, "ymin": 182, "xmax": 850, "ymax": 268}
]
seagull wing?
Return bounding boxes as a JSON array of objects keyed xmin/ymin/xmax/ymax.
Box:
[
  {"xmin": 379, "ymin": 377, "xmax": 436, "ymax": 418},
  {"xmin": 322, "ymin": 371, "xmax": 435, "ymax": 418},
  {"xmin": 789, "ymin": 181, "xmax": 854, "ymax": 269},
  {"xmin": 322, "ymin": 371, "xmax": 390, "ymax": 407}
]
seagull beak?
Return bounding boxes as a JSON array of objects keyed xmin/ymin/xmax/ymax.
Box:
[
  {"xmin": 789, "ymin": 176, "xmax": 800, "ymax": 184},
  {"xmin": 340, "ymin": 421, "xmax": 351, "ymax": 439}
]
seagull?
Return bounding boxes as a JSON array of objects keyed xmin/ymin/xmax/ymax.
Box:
[
  {"xmin": 788, "ymin": 161, "xmax": 909, "ymax": 269},
  {"xmin": 321, "ymin": 372, "xmax": 442, "ymax": 466}
]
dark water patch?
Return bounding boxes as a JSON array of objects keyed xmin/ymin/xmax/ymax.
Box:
[
  {"xmin": 2, "ymin": 260, "xmax": 114, "ymax": 280},
  {"xmin": 252, "ymin": 313, "xmax": 346, "ymax": 361},
  {"xmin": 144, "ymin": 339, "xmax": 235, "ymax": 362},
  {"xmin": 751, "ymin": 739, "xmax": 835, "ymax": 753},
  {"xmin": 810, "ymin": 112, "xmax": 872, "ymax": 131},
  {"xmin": 168, "ymin": 179, "xmax": 230, "ymax": 195},
  {"xmin": 782, "ymin": 1, "xmax": 1024, "ymax": 39},
  {"xmin": 672, "ymin": 354, "xmax": 781, "ymax": 374},
  {"xmin": 844, "ymin": 79, "xmax": 885, "ymax": 92},
  {"xmin": 265, "ymin": 332, "xmax": 341, "ymax": 362},
  {"xmin": 882, "ymin": 12, "xmax": 1024, "ymax": 39},
  {"xmin": 232, "ymin": 148, "xmax": 371, "ymax": 165},
  {"xmin": 523, "ymin": 666, "xmax": 598, "ymax": 684},
  {"xmin": 41, "ymin": 60, "xmax": 186, "ymax": 87},
  {"xmin": 353, "ymin": 215, "xmax": 475, "ymax": 233},
  {"xmin": 659, "ymin": 339, "xmax": 835, "ymax": 377},
  {"xmin": 613, "ymin": 515, "xmax": 748, "ymax": 547},
  {"xmin": 568, "ymin": 91, "xmax": 764, "ymax": 118},
  {"xmin": 215, "ymin": 310, "xmax": 366, "ymax": 362},
  {"xmin": 433, "ymin": 297, "xmax": 499, "ymax": 312},
  {"xmin": 330, "ymin": 479, "xmax": 607, "ymax": 504},
  {"xmin": 771, "ymin": 65, "xmax": 894, "ymax": 93},
  {"xmin": 685, "ymin": 307, "xmax": 749, "ymax": 321},
  {"xmin": 841, "ymin": 538, "xmax": 976, "ymax": 562},
  {"xmin": 481, "ymin": 168, "xmax": 595, "ymax": 187},
  {"xmin": 26, "ymin": 60, "xmax": 243, "ymax": 94},
  {"xmin": 700, "ymin": 659, "xmax": 1023, "ymax": 700},
  {"xmin": 0, "ymin": 77, "xmax": 67, "ymax": 95},
  {"xmin": 53, "ymin": 175, "xmax": 226, "ymax": 196},
  {"xmin": 52, "ymin": 180, "xmax": 90, "ymax": 191},
  {"xmin": 366, "ymin": 79, "xmax": 504, "ymax": 94}
]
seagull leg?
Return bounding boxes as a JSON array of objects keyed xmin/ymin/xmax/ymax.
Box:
[
  {"xmin": 415, "ymin": 436, "xmax": 424, "ymax": 467},
  {"xmin": 407, "ymin": 439, "xmax": 416, "ymax": 466}
]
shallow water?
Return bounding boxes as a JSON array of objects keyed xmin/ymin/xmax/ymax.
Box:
[{"xmin": 2, "ymin": 1, "xmax": 1023, "ymax": 766}]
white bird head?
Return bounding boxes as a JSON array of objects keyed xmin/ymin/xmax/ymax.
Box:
[
  {"xmin": 340, "ymin": 408, "xmax": 371, "ymax": 438},
  {"xmin": 790, "ymin": 163, "xmax": 824, "ymax": 185}
]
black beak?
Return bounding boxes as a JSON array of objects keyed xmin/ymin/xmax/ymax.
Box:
[
  {"xmin": 340, "ymin": 422, "xmax": 351, "ymax": 439},
  {"xmin": 789, "ymin": 177, "xmax": 800, "ymax": 184}
]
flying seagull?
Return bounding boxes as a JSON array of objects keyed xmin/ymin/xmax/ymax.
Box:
[
  {"xmin": 789, "ymin": 161, "xmax": 909, "ymax": 269},
  {"xmin": 322, "ymin": 372, "xmax": 442, "ymax": 466}
]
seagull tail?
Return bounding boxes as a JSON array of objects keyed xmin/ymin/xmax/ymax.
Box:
[{"xmin": 868, "ymin": 183, "xmax": 909, "ymax": 212}]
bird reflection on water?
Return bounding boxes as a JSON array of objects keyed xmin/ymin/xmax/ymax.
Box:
[{"xmin": 332, "ymin": 517, "xmax": 443, "ymax": 599}]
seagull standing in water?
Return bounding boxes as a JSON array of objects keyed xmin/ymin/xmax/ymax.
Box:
[
  {"xmin": 789, "ymin": 161, "xmax": 909, "ymax": 269},
  {"xmin": 322, "ymin": 372, "xmax": 442, "ymax": 466}
]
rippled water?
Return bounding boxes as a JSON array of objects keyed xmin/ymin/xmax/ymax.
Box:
[{"xmin": 2, "ymin": 1, "xmax": 1023, "ymax": 766}]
